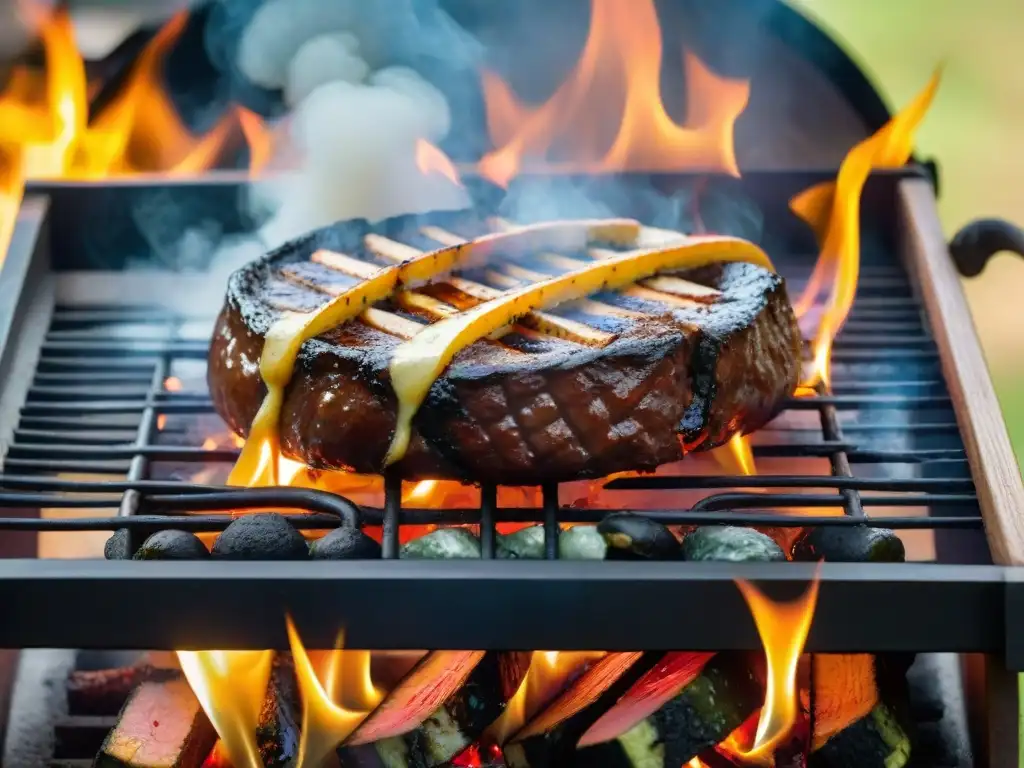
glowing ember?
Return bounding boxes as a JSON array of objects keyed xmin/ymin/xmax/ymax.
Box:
[
  {"xmin": 478, "ymin": 0, "xmax": 749, "ymax": 186},
  {"xmin": 726, "ymin": 571, "xmax": 821, "ymax": 764},
  {"xmin": 176, "ymin": 650, "xmax": 274, "ymax": 768},
  {"xmin": 792, "ymin": 70, "xmax": 941, "ymax": 390},
  {"xmin": 163, "ymin": 376, "xmax": 183, "ymax": 392},
  {"xmin": 286, "ymin": 617, "xmax": 384, "ymax": 768},
  {"xmin": 485, "ymin": 651, "xmax": 603, "ymax": 745},
  {"xmin": 404, "ymin": 479, "xmax": 440, "ymax": 504},
  {"xmin": 415, "ymin": 139, "xmax": 462, "ymax": 187}
]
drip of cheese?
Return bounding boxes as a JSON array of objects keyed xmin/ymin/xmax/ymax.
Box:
[
  {"xmin": 231, "ymin": 219, "xmax": 642, "ymax": 484},
  {"xmin": 384, "ymin": 235, "xmax": 775, "ymax": 465}
]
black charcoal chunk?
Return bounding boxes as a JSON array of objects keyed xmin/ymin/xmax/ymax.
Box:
[
  {"xmin": 133, "ymin": 530, "xmax": 210, "ymax": 561},
  {"xmin": 211, "ymin": 513, "xmax": 310, "ymax": 560}
]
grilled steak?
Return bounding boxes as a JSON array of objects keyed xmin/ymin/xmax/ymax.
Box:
[{"xmin": 207, "ymin": 211, "xmax": 802, "ymax": 484}]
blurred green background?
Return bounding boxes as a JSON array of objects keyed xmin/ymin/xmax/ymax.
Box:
[{"xmin": 787, "ymin": 0, "xmax": 1024, "ymax": 464}]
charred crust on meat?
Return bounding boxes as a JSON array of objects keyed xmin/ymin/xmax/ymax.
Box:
[{"xmin": 209, "ymin": 212, "xmax": 801, "ymax": 483}]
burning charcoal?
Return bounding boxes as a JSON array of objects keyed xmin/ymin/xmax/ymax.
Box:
[
  {"xmin": 211, "ymin": 513, "xmax": 310, "ymax": 560},
  {"xmin": 134, "ymin": 531, "xmax": 211, "ymax": 561},
  {"xmin": 497, "ymin": 525, "xmax": 545, "ymax": 559},
  {"xmin": 792, "ymin": 526, "xmax": 905, "ymax": 563},
  {"xmin": 570, "ymin": 654, "xmax": 761, "ymax": 767},
  {"xmin": 103, "ymin": 528, "xmax": 133, "ymax": 560},
  {"xmin": 809, "ymin": 656, "xmax": 912, "ymax": 768},
  {"xmin": 310, "ymin": 527, "xmax": 383, "ymax": 559},
  {"xmin": 339, "ymin": 652, "xmax": 529, "ymax": 768},
  {"xmin": 67, "ymin": 664, "xmax": 180, "ymax": 716},
  {"xmin": 257, "ymin": 655, "xmax": 301, "ymax": 768},
  {"xmin": 401, "ymin": 528, "xmax": 481, "ymax": 559},
  {"xmin": 682, "ymin": 526, "xmax": 786, "ymax": 563},
  {"xmin": 558, "ymin": 526, "xmax": 606, "ymax": 560},
  {"xmin": 94, "ymin": 678, "xmax": 216, "ymax": 768},
  {"xmin": 598, "ymin": 513, "xmax": 680, "ymax": 560}
]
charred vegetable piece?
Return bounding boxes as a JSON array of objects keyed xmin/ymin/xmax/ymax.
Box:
[
  {"xmin": 498, "ymin": 526, "xmax": 545, "ymax": 559},
  {"xmin": 94, "ymin": 679, "xmax": 216, "ymax": 768},
  {"xmin": 104, "ymin": 528, "xmax": 133, "ymax": 560},
  {"xmin": 310, "ymin": 527, "xmax": 383, "ymax": 559},
  {"xmin": 570, "ymin": 654, "xmax": 761, "ymax": 766},
  {"xmin": 210, "ymin": 513, "xmax": 310, "ymax": 560},
  {"xmin": 598, "ymin": 513, "xmax": 679, "ymax": 561},
  {"xmin": 682, "ymin": 526, "xmax": 786, "ymax": 563},
  {"xmin": 810, "ymin": 702, "xmax": 911, "ymax": 768},
  {"xmin": 559, "ymin": 526, "xmax": 607, "ymax": 560},
  {"xmin": 792, "ymin": 526, "xmax": 905, "ymax": 563},
  {"xmin": 256, "ymin": 655, "xmax": 301, "ymax": 768},
  {"xmin": 340, "ymin": 653, "xmax": 528, "ymax": 767},
  {"xmin": 133, "ymin": 530, "xmax": 210, "ymax": 560},
  {"xmin": 401, "ymin": 528, "xmax": 481, "ymax": 559}
]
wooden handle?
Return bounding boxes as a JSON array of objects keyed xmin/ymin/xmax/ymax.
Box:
[{"xmin": 949, "ymin": 218, "xmax": 1024, "ymax": 278}]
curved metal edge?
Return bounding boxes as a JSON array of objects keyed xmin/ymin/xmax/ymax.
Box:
[{"xmin": 949, "ymin": 218, "xmax": 1024, "ymax": 278}]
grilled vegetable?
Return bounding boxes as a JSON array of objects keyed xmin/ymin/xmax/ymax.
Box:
[
  {"xmin": 339, "ymin": 652, "xmax": 529, "ymax": 767},
  {"xmin": 558, "ymin": 526, "xmax": 607, "ymax": 560},
  {"xmin": 310, "ymin": 527, "xmax": 382, "ymax": 559},
  {"xmin": 103, "ymin": 528, "xmax": 133, "ymax": 560},
  {"xmin": 134, "ymin": 530, "xmax": 210, "ymax": 560},
  {"xmin": 571, "ymin": 653, "xmax": 761, "ymax": 766},
  {"xmin": 256, "ymin": 655, "xmax": 301, "ymax": 768},
  {"xmin": 810, "ymin": 701, "xmax": 911, "ymax": 768},
  {"xmin": 401, "ymin": 528, "xmax": 481, "ymax": 559},
  {"xmin": 385, "ymin": 235, "xmax": 774, "ymax": 464},
  {"xmin": 682, "ymin": 526, "xmax": 785, "ymax": 563},
  {"xmin": 791, "ymin": 526, "xmax": 904, "ymax": 563},
  {"xmin": 94, "ymin": 678, "xmax": 216, "ymax": 768},
  {"xmin": 210, "ymin": 513, "xmax": 310, "ymax": 560},
  {"xmin": 498, "ymin": 525, "xmax": 545, "ymax": 559},
  {"xmin": 598, "ymin": 513, "xmax": 679, "ymax": 560}
]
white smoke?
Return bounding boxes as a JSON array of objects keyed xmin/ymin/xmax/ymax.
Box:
[{"xmin": 221, "ymin": 0, "xmax": 469, "ymax": 259}]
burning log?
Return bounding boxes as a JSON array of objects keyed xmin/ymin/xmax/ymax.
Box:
[
  {"xmin": 569, "ymin": 653, "xmax": 762, "ymax": 767},
  {"xmin": 94, "ymin": 678, "xmax": 216, "ymax": 768},
  {"xmin": 338, "ymin": 652, "xmax": 529, "ymax": 768},
  {"xmin": 255, "ymin": 655, "xmax": 302, "ymax": 768},
  {"xmin": 68, "ymin": 658, "xmax": 181, "ymax": 715},
  {"xmin": 497, "ymin": 652, "xmax": 644, "ymax": 768},
  {"xmin": 791, "ymin": 526, "xmax": 913, "ymax": 768}
]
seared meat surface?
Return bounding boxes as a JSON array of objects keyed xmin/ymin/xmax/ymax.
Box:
[{"xmin": 207, "ymin": 211, "xmax": 801, "ymax": 484}]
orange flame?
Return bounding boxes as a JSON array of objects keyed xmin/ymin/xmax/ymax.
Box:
[
  {"xmin": 415, "ymin": 139, "xmax": 462, "ymax": 186},
  {"xmin": 164, "ymin": 376, "xmax": 183, "ymax": 392},
  {"xmin": 486, "ymin": 651, "xmax": 603, "ymax": 745},
  {"xmin": 478, "ymin": 0, "xmax": 749, "ymax": 187},
  {"xmin": 237, "ymin": 106, "xmax": 275, "ymax": 176},
  {"xmin": 711, "ymin": 433, "xmax": 757, "ymax": 476},
  {"xmin": 286, "ymin": 617, "xmax": 385, "ymax": 768},
  {"xmin": 176, "ymin": 650, "xmax": 275, "ymax": 768},
  {"xmin": 792, "ymin": 70, "xmax": 941, "ymax": 391},
  {"xmin": 729, "ymin": 570, "xmax": 821, "ymax": 764}
]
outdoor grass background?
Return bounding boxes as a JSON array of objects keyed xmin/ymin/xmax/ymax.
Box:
[
  {"xmin": 786, "ymin": 1, "xmax": 1024, "ymax": 758},
  {"xmin": 787, "ymin": 0, "xmax": 1024, "ymax": 460}
]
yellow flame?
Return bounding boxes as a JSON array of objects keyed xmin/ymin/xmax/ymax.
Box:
[
  {"xmin": 415, "ymin": 139, "xmax": 462, "ymax": 186},
  {"xmin": 286, "ymin": 616, "xmax": 384, "ymax": 768},
  {"xmin": 478, "ymin": 0, "xmax": 749, "ymax": 186},
  {"xmin": 486, "ymin": 651, "xmax": 603, "ymax": 745},
  {"xmin": 176, "ymin": 650, "xmax": 274, "ymax": 768},
  {"xmin": 711, "ymin": 433, "xmax": 756, "ymax": 476},
  {"xmin": 731, "ymin": 569, "xmax": 821, "ymax": 763},
  {"xmin": 793, "ymin": 69, "xmax": 941, "ymax": 391}
]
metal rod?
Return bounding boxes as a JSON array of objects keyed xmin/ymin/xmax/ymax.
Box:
[
  {"xmin": 382, "ymin": 471, "xmax": 401, "ymax": 559},
  {"xmin": 542, "ymin": 483, "xmax": 559, "ymax": 560},
  {"xmin": 480, "ymin": 483, "xmax": 497, "ymax": 559}
]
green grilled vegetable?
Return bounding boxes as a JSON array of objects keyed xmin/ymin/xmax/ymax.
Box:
[
  {"xmin": 400, "ymin": 528, "xmax": 481, "ymax": 559},
  {"xmin": 682, "ymin": 526, "xmax": 786, "ymax": 563},
  {"xmin": 310, "ymin": 527, "xmax": 382, "ymax": 559},
  {"xmin": 569, "ymin": 654, "xmax": 761, "ymax": 767},
  {"xmin": 791, "ymin": 526, "xmax": 904, "ymax": 563},
  {"xmin": 598, "ymin": 513, "xmax": 679, "ymax": 560},
  {"xmin": 211, "ymin": 513, "xmax": 310, "ymax": 560},
  {"xmin": 498, "ymin": 525, "xmax": 546, "ymax": 559},
  {"xmin": 559, "ymin": 526, "xmax": 607, "ymax": 560},
  {"xmin": 809, "ymin": 702, "xmax": 911, "ymax": 768},
  {"xmin": 133, "ymin": 530, "xmax": 210, "ymax": 560}
]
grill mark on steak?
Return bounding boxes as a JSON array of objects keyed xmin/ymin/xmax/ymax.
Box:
[{"xmin": 207, "ymin": 211, "xmax": 801, "ymax": 483}]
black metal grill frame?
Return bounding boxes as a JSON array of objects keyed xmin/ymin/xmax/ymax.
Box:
[{"xmin": 0, "ymin": 168, "xmax": 1019, "ymax": 660}]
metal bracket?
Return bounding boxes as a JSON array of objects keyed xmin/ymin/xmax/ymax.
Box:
[
  {"xmin": 949, "ymin": 217, "xmax": 1024, "ymax": 278},
  {"xmin": 1003, "ymin": 569, "xmax": 1024, "ymax": 671}
]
